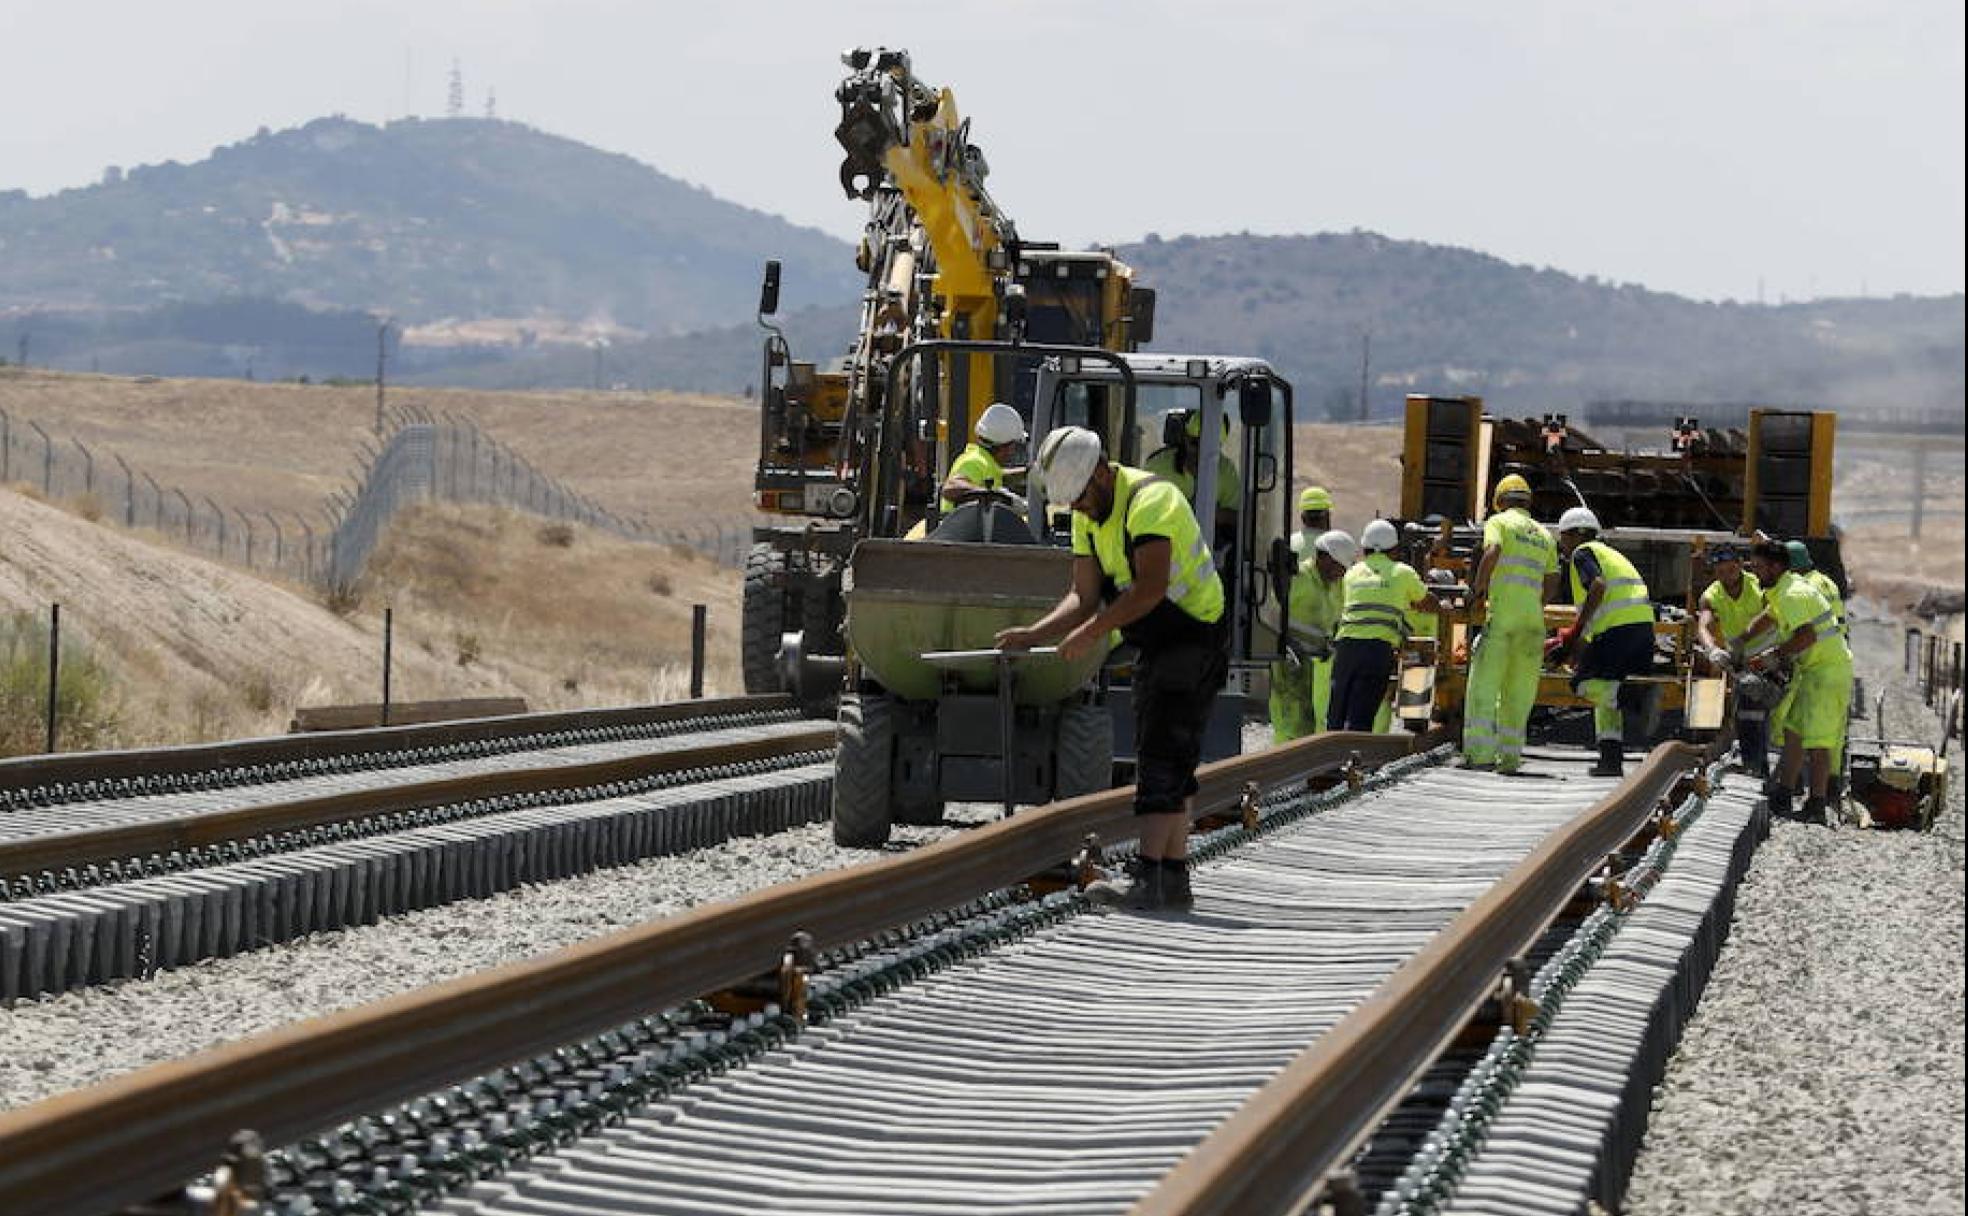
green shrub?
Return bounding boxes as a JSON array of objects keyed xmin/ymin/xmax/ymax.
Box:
[{"xmin": 0, "ymin": 611, "xmax": 119, "ymax": 755}]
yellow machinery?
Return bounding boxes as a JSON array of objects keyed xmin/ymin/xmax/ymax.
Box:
[
  {"xmin": 1394, "ymin": 395, "xmax": 1841, "ymax": 741},
  {"xmin": 745, "ymin": 48, "xmax": 1153, "ymax": 702}
]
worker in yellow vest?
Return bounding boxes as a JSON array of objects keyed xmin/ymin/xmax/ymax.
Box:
[
  {"xmin": 1773, "ymin": 539, "xmax": 1852, "ymax": 777},
  {"xmin": 1695, "ymin": 543, "xmax": 1779, "ymax": 777},
  {"xmin": 1329, "ymin": 520, "xmax": 1442, "ymax": 732},
  {"xmin": 938, "ymin": 402, "xmax": 1027, "ymax": 515},
  {"xmin": 1552, "ymin": 508, "xmax": 1655, "ymax": 777},
  {"xmin": 1288, "ymin": 486, "xmax": 1334, "ymax": 556},
  {"xmin": 1144, "ymin": 410, "xmax": 1241, "ymax": 540},
  {"xmin": 1461, "ymin": 474, "xmax": 1559, "ymax": 774},
  {"xmin": 999, "ymin": 426, "xmax": 1226, "ymax": 911},
  {"xmin": 1269, "ymin": 529, "xmax": 1357, "ymax": 741},
  {"xmin": 1742, "ymin": 539, "xmax": 1853, "ymax": 824}
]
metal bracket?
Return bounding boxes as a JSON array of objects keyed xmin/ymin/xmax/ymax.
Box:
[
  {"xmin": 779, "ymin": 932, "xmax": 817, "ymax": 1023},
  {"xmin": 1239, "ymin": 780, "xmax": 1262, "ymax": 831},
  {"xmin": 175, "ymin": 1129, "xmax": 265, "ymax": 1215},
  {"xmin": 1655, "ymin": 796, "xmax": 1681, "ymax": 841},
  {"xmin": 1501, "ymin": 957, "xmax": 1539, "ymax": 1036},
  {"xmin": 1071, "ymin": 833, "xmax": 1106, "ymax": 890},
  {"xmin": 1342, "ymin": 751, "xmax": 1365, "ymax": 791},
  {"xmin": 1316, "ymin": 1169, "xmax": 1367, "ymax": 1216}
]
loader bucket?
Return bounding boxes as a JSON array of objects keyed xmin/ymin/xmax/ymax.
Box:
[{"xmin": 845, "ymin": 539, "xmax": 1107, "ymax": 703}]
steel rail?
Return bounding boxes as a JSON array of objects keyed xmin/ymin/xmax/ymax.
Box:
[
  {"xmin": 0, "ymin": 730, "xmax": 1423, "ymax": 1216},
  {"xmin": 1132, "ymin": 740, "xmax": 1706, "ymax": 1216},
  {"xmin": 0, "ymin": 725, "xmax": 836, "ymax": 882},
  {"xmin": 0, "ymin": 694, "xmax": 796, "ymax": 793}
]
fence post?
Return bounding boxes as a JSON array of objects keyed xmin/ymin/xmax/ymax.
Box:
[
  {"xmin": 690, "ymin": 604, "xmax": 707, "ymax": 699},
  {"xmin": 1911, "ymin": 443, "xmax": 1926, "ymax": 540},
  {"xmin": 28, "ymin": 421, "xmax": 52, "ymax": 494},
  {"xmin": 114, "ymin": 454, "xmax": 136, "ymax": 527},
  {"xmin": 0, "ymin": 406, "xmax": 9, "ymax": 483},
  {"xmin": 72, "ymin": 439, "xmax": 93, "ymax": 496},
  {"xmin": 381, "ymin": 606, "xmax": 394, "ymax": 727},
  {"xmin": 237, "ymin": 509, "xmax": 257, "ymax": 567},
  {"xmin": 45, "ymin": 603, "xmax": 60, "ymax": 753},
  {"xmin": 172, "ymin": 489, "xmax": 194, "ymax": 542},
  {"xmin": 204, "ymin": 496, "xmax": 227, "ymax": 558},
  {"xmin": 264, "ymin": 511, "xmax": 285, "ymax": 570}
]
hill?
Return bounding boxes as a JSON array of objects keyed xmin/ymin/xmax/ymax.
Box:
[{"xmin": 0, "ymin": 116, "xmax": 856, "ymax": 339}]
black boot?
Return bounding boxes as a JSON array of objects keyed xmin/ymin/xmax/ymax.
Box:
[
  {"xmin": 1762, "ymin": 778, "xmax": 1795, "ymax": 820},
  {"xmin": 1161, "ymin": 860, "xmax": 1194, "ymax": 911},
  {"xmin": 1800, "ymin": 796, "xmax": 1834, "ymax": 828},
  {"xmin": 1591, "ymin": 738, "xmax": 1624, "ymax": 778}
]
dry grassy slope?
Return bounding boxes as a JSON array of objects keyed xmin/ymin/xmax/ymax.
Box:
[
  {"xmin": 0, "ymin": 489, "xmax": 738, "ymax": 751},
  {"xmin": 0, "ymin": 369, "xmax": 760, "ymax": 530}
]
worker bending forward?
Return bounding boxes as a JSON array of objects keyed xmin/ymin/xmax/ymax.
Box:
[
  {"xmin": 998, "ymin": 427, "xmax": 1226, "ymax": 911},
  {"xmin": 1694, "ymin": 543, "xmax": 1777, "ymax": 778},
  {"xmin": 1329, "ymin": 520, "xmax": 1441, "ymax": 732},
  {"xmin": 1744, "ymin": 540, "xmax": 1852, "ymax": 824},
  {"xmin": 939, "ymin": 401, "xmax": 1027, "ymax": 515},
  {"xmin": 1461, "ymin": 475, "xmax": 1558, "ymax": 773},
  {"xmin": 1767, "ymin": 539, "xmax": 1850, "ymax": 777},
  {"xmin": 1553, "ymin": 508, "xmax": 1655, "ymax": 777},
  {"xmin": 1269, "ymin": 529, "xmax": 1357, "ymax": 742}
]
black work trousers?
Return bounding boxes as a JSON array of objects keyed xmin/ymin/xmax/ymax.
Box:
[
  {"xmin": 1327, "ymin": 637, "xmax": 1395, "ymax": 733},
  {"xmin": 1131, "ymin": 633, "xmax": 1229, "ymax": 816}
]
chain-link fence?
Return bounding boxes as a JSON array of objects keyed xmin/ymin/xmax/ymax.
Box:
[{"xmin": 1, "ymin": 403, "xmax": 754, "ymax": 591}]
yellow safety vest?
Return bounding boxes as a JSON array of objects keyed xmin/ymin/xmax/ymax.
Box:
[
  {"xmin": 1071, "ymin": 466, "xmax": 1224, "ymax": 624},
  {"xmin": 1483, "ymin": 507, "xmax": 1556, "ymax": 626},
  {"xmin": 939, "ymin": 442, "xmax": 1005, "ymax": 514},
  {"xmin": 1767, "ymin": 571, "xmax": 1848, "ymax": 672},
  {"xmin": 1338, "ymin": 552, "xmax": 1424, "ymax": 646},
  {"xmin": 1803, "ymin": 569, "xmax": 1848, "ymax": 644},
  {"xmin": 1288, "ymin": 559, "xmax": 1344, "ymax": 646},
  {"xmin": 1701, "ymin": 572, "xmax": 1775, "ymax": 653},
  {"xmin": 1143, "ymin": 446, "xmax": 1241, "ymax": 510},
  {"xmin": 1568, "ymin": 540, "xmax": 1653, "ymax": 641}
]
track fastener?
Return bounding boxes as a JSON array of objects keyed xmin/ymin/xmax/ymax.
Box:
[
  {"xmin": 1239, "ymin": 780, "xmax": 1261, "ymax": 831},
  {"xmin": 1315, "ymin": 1168, "xmax": 1367, "ymax": 1216},
  {"xmin": 779, "ymin": 931, "xmax": 816, "ymax": 1023},
  {"xmin": 1342, "ymin": 751, "xmax": 1365, "ymax": 791},
  {"xmin": 176, "ymin": 1129, "xmax": 265, "ymax": 1214},
  {"xmin": 1071, "ymin": 833, "xmax": 1106, "ymax": 890}
]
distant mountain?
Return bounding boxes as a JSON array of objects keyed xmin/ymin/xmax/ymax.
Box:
[{"xmin": 0, "ymin": 116, "xmax": 857, "ymax": 336}]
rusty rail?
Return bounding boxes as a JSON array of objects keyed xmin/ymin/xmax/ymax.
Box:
[
  {"xmin": 1132, "ymin": 740, "xmax": 1707, "ymax": 1216},
  {"xmin": 0, "ymin": 694, "xmax": 797, "ymax": 793},
  {"xmin": 0, "ymin": 730, "xmax": 1423, "ymax": 1216},
  {"xmin": 0, "ymin": 726, "xmax": 837, "ymax": 882}
]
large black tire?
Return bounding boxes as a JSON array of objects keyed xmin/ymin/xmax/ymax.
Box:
[
  {"xmin": 832, "ymin": 692, "xmax": 896, "ymax": 848},
  {"xmin": 742, "ymin": 543, "xmax": 793, "ymax": 696},
  {"xmin": 1054, "ymin": 700, "xmax": 1116, "ymax": 801}
]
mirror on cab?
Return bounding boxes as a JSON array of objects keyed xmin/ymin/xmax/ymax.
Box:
[
  {"xmin": 1238, "ymin": 378, "xmax": 1272, "ymax": 428},
  {"xmin": 759, "ymin": 260, "xmax": 782, "ymax": 317}
]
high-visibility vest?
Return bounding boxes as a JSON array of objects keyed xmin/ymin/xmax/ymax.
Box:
[
  {"xmin": 1768, "ymin": 571, "xmax": 1848, "ymax": 672},
  {"xmin": 1803, "ymin": 569, "xmax": 1849, "ymax": 645},
  {"xmin": 1701, "ymin": 572, "xmax": 1776, "ymax": 653},
  {"xmin": 1071, "ymin": 465, "xmax": 1224, "ymax": 624},
  {"xmin": 1143, "ymin": 446, "xmax": 1241, "ymax": 510},
  {"xmin": 1483, "ymin": 507, "xmax": 1556, "ymax": 625},
  {"xmin": 1288, "ymin": 560, "xmax": 1344, "ymax": 646},
  {"xmin": 939, "ymin": 442, "xmax": 1005, "ymax": 514},
  {"xmin": 1568, "ymin": 541, "xmax": 1653, "ymax": 641},
  {"xmin": 1338, "ymin": 552, "xmax": 1423, "ymax": 646}
]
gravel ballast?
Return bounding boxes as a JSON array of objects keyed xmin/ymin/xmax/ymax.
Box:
[{"xmin": 1622, "ymin": 616, "xmax": 1966, "ymax": 1215}]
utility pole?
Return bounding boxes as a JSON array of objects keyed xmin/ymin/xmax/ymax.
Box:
[
  {"xmin": 374, "ymin": 319, "xmax": 391, "ymax": 435},
  {"xmin": 15, "ymin": 332, "xmax": 26, "ymax": 369},
  {"xmin": 1357, "ymin": 329, "xmax": 1371, "ymax": 423}
]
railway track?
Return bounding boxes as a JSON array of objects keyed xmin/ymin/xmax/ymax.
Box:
[
  {"xmin": 0, "ymin": 728, "xmax": 1760, "ymax": 1216},
  {"xmin": 0, "ymin": 697, "xmax": 835, "ymax": 999}
]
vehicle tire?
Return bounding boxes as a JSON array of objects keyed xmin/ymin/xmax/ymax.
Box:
[
  {"xmin": 1054, "ymin": 700, "xmax": 1115, "ymax": 801},
  {"xmin": 742, "ymin": 543, "xmax": 795, "ymax": 695},
  {"xmin": 832, "ymin": 692, "xmax": 896, "ymax": 848}
]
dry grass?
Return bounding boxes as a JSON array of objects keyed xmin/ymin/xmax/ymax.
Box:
[
  {"xmin": 0, "ymin": 369, "xmax": 761, "ymax": 531},
  {"xmin": 1291, "ymin": 423, "xmax": 1406, "ymax": 534}
]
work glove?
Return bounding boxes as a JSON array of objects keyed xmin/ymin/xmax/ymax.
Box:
[
  {"xmin": 1706, "ymin": 645, "xmax": 1732, "ymax": 670},
  {"xmin": 1545, "ymin": 624, "xmax": 1579, "ymax": 663}
]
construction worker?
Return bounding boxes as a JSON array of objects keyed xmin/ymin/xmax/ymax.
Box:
[
  {"xmin": 1269, "ymin": 529, "xmax": 1357, "ymax": 741},
  {"xmin": 1764, "ymin": 539, "xmax": 1852, "ymax": 775},
  {"xmin": 1742, "ymin": 539, "xmax": 1852, "ymax": 824},
  {"xmin": 1552, "ymin": 508, "xmax": 1655, "ymax": 778},
  {"xmin": 1288, "ymin": 486, "xmax": 1334, "ymax": 555},
  {"xmin": 1695, "ymin": 543, "xmax": 1778, "ymax": 778},
  {"xmin": 1461, "ymin": 474, "xmax": 1559, "ymax": 773},
  {"xmin": 938, "ymin": 402, "xmax": 1027, "ymax": 514},
  {"xmin": 998, "ymin": 426, "xmax": 1226, "ymax": 911},
  {"xmin": 1145, "ymin": 410, "xmax": 1241, "ymax": 540},
  {"xmin": 1329, "ymin": 519, "xmax": 1442, "ymax": 732}
]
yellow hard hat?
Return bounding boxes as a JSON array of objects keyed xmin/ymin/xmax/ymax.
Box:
[
  {"xmin": 1182, "ymin": 411, "xmax": 1229, "ymax": 440},
  {"xmin": 1298, "ymin": 486, "xmax": 1333, "ymax": 513},
  {"xmin": 1492, "ymin": 473, "xmax": 1532, "ymax": 508}
]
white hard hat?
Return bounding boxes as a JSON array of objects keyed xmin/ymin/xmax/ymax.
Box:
[
  {"xmin": 975, "ymin": 402, "xmax": 1026, "ymax": 445},
  {"xmin": 1558, "ymin": 506, "xmax": 1602, "ymax": 534},
  {"xmin": 1361, "ymin": 519, "xmax": 1399, "ymax": 553},
  {"xmin": 1313, "ymin": 529, "xmax": 1360, "ymax": 566},
  {"xmin": 1035, "ymin": 426, "xmax": 1104, "ymax": 503}
]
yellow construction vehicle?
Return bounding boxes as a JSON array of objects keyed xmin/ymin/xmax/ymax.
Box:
[
  {"xmin": 1391, "ymin": 395, "xmax": 1843, "ymax": 744},
  {"xmin": 746, "ymin": 48, "xmax": 1154, "ymax": 703}
]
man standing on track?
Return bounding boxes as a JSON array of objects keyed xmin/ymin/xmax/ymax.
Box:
[
  {"xmin": 1695, "ymin": 543, "xmax": 1778, "ymax": 778},
  {"xmin": 997, "ymin": 426, "xmax": 1226, "ymax": 912},
  {"xmin": 1743, "ymin": 539, "xmax": 1853, "ymax": 824},
  {"xmin": 1552, "ymin": 508, "xmax": 1656, "ymax": 778},
  {"xmin": 1461, "ymin": 474, "xmax": 1558, "ymax": 774},
  {"xmin": 1328, "ymin": 519, "xmax": 1442, "ymax": 733},
  {"xmin": 1270, "ymin": 529, "xmax": 1357, "ymax": 742}
]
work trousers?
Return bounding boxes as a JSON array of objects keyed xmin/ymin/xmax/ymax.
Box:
[
  {"xmin": 1327, "ymin": 638, "xmax": 1396, "ymax": 733},
  {"xmin": 1269, "ymin": 655, "xmax": 1332, "ymax": 743},
  {"xmin": 1462, "ymin": 621, "xmax": 1543, "ymax": 769},
  {"xmin": 1133, "ymin": 637, "xmax": 1229, "ymax": 816},
  {"xmin": 1572, "ymin": 622, "xmax": 1655, "ymax": 745}
]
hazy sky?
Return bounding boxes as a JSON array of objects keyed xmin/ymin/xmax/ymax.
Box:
[{"xmin": 2, "ymin": 0, "xmax": 1961, "ymax": 304}]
